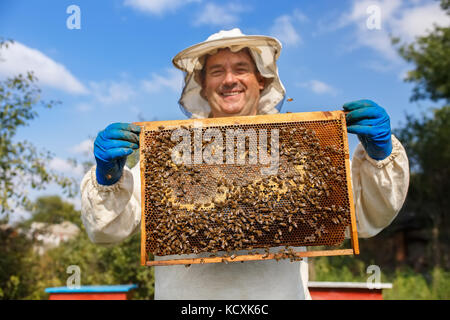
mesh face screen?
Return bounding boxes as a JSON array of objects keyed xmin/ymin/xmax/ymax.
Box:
[{"xmin": 138, "ymin": 111, "xmax": 356, "ymax": 263}]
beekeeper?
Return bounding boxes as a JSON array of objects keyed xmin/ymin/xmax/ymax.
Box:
[{"xmin": 81, "ymin": 29, "xmax": 409, "ymax": 299}]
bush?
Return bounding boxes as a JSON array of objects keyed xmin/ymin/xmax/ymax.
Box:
[
  {"xmin": 384, "ymin": 267, "xmax": 450, "ymax": 300},
  {"xmin": 28, "ymin": 231, "xmax": 155, "ymax": 300},
  {"xmin": 311, "ymin": 255, "xmax": 370, "ymax": 283}
]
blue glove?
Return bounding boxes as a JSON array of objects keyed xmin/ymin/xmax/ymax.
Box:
[
  {"xmin": 94, "ymin": 123, "xmax": 141, "ymax": 185},
  {"xmin": 343, "ymin": 99, "xmax": 392, "ymax": 161}
]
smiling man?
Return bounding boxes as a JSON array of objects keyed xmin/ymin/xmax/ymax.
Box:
[
  {"xmin": 81, "ymin": 29, "xmax": 409, "ymax": 300},
  {"xmin": 200, "ymin": 48, "xmax": 265, "ymax": 117}
]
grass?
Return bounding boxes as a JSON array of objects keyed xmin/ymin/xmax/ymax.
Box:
[
  {"xmin": 383, "ymin": 267, "xmax": 450, "ymax": 300},
  {"xmin": 309, "ymin": 256, "xmax": 450, "ymax": 300}
]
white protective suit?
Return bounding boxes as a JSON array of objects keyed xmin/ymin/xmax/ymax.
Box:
[{"xmin": 81, "ymin": 29, "xmax": 410, "ymax": 299}]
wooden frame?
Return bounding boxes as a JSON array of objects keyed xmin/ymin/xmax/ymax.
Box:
[{"xmin": 135, "ymin": 110, "xmax": 359, "ymax": 266}]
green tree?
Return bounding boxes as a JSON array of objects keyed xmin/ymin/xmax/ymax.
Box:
[
  {"xmin": 0, "ymin": 39, "xmax": 77, "ymax": 216},
  {"xmin": 394, "ymin": 107, "xmax": 450, "ymax": 268},
  {"xmin": 0, "ymin": 193, "xmax": 84, "ymax": 300},
  {"xmin": 393, "ymin": 0, "xmax": 450, "ymax": 103},
  {"xmin": 392, "ymin": 0, "xmax": 450, "ymax": 268},
  {"xmin": 21, "ymin": 195, "xmax": 82, "ymax": 227},
  {"xmin": 3, "ymin": 195, "xmax": 154, "ymax": 300},
  {"xmin": 0, "ymin": 223, "xmax": 37, "ymax": 299},
  {"xmin": 35, "ymin": 231, "xmax": 155, "ymax": 300}
]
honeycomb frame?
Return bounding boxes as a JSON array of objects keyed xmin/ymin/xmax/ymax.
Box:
[{"xmin": 135, "ymin": 111, "xmax": 359, "ymax": 267}]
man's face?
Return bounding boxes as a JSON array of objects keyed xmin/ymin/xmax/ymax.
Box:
[{"xmin": 201, "ymin": 48, "xmax": 265, "ymax": 118}]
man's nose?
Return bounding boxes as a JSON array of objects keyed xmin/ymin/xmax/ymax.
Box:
[{"xmin": 222, "ymin": 70, "xmax": 238, "ymax": 85}]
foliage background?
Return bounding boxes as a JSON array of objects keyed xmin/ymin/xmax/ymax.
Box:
[{"xmin": 0, "ymin": 195, "xmax": 154, "ymax": 300}]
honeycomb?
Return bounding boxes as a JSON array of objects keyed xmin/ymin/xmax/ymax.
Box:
[{"xmin": 137, "ymin": 111, "xmax": 358, "ymax": 266}]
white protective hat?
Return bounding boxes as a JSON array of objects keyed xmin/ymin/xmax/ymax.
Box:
[{"xmin": 172, "ymin": 28, "xmax": 286, "ymax": 119}]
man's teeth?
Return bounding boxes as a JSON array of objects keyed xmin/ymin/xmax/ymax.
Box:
[{"xmin": 222, "ymin": 91, "xmax": 242, "ymax": 96}]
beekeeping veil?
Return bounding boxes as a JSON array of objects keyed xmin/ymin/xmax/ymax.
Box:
[{"xmin": 172, "ymin": 28, "xmax": 286, "ymax": 119}]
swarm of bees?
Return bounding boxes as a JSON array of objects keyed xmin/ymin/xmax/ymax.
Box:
[{"xmin": 142, "ymin": 122, "xmax": 351, "ymax": 263}]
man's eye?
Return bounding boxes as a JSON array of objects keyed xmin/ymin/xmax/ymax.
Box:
[
  {"xmin": 236, "ymin": 68, "xmax": 249, "ymax": 74},
  {"xmin": 210, "ymin": 70, "xmax": 223, "ymax": 76}
]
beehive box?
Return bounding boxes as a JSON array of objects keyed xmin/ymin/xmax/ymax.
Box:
[{"xmin": 135, "ymin": 111, "xmax": 359, "ymax": 266}]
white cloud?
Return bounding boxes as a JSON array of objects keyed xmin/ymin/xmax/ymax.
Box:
[
  {"xmin": 398, "ymin": 67, "xmax": 410, "ymax": 81},
  {"xmin": 0, "ymin": 41, "xmax": 88, "ymax": 95},
  {"xmin": 270, "ymin": 9, "xmax": 309, "ymax": 47},
  {"xmin": 49, "ymin": 157, "xmax": 84, "ymax": 177},
  {"xmin": 70, "ymin": 139, "xmax": 94, "ymax": 156},
  {"xmin": 72, "ymin": 70, "xmax": 182, "ymax": 113},
  {"xmin": 362, "ymin": 59, "xmax": 396, "ymax": 73},
  {"xmin": 89, "ymin": 80, "xmax": 136, "ymax": 105},
  {"xmin": 343, "ymin": 0, "xmax": 402, "ymax": 25},
  {"xmin": 270, "ymin": 15, "xmax": 302, "ymax": 47},
  {"xmin": 335, "ymin": 0, "xmax": 450, "ymax": 63},
  {"xmin": 293, "ymin": 9, "xmax": 309, "ymax": 23},
  {"xmin": 141, "ymin": 69, "xmax": 183, "ymax": 93},
  {"xmin": 390, "ymin": 3, "xmax": 450, "ymax": 41},
  {"xmin": 75, "ymin": 102, "xmax": 92, "ymax": 112},
  {"xmin": 194, "ymin": 3, "xmax": 247, "ymax": 27},
  {"xmin": 66, "ymin": 196, "xmax": 81, "ymax": 211},
  {"xmin": 124, "ymin": 0, "xmax": 200, "ymax": 15},
  {"xmin": 130, "ymin": 106, "xmax": 143, "ymax": 116},
  {"xmin": 335, "ymin": 0, "xmax": 403, "ymax": 62},
  {"xmin": 296, "ymin": 80, "xmax": 338, "ymax": 95}
]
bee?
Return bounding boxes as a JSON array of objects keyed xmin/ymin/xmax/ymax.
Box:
[{"xmin": 287, "ymin": 215, "xmax": 293, "ymax": 223}]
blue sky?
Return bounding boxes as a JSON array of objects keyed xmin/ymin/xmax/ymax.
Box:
[{"xmin": 1, "ymin": 0, "xmax": 449, "ymax": 217}]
